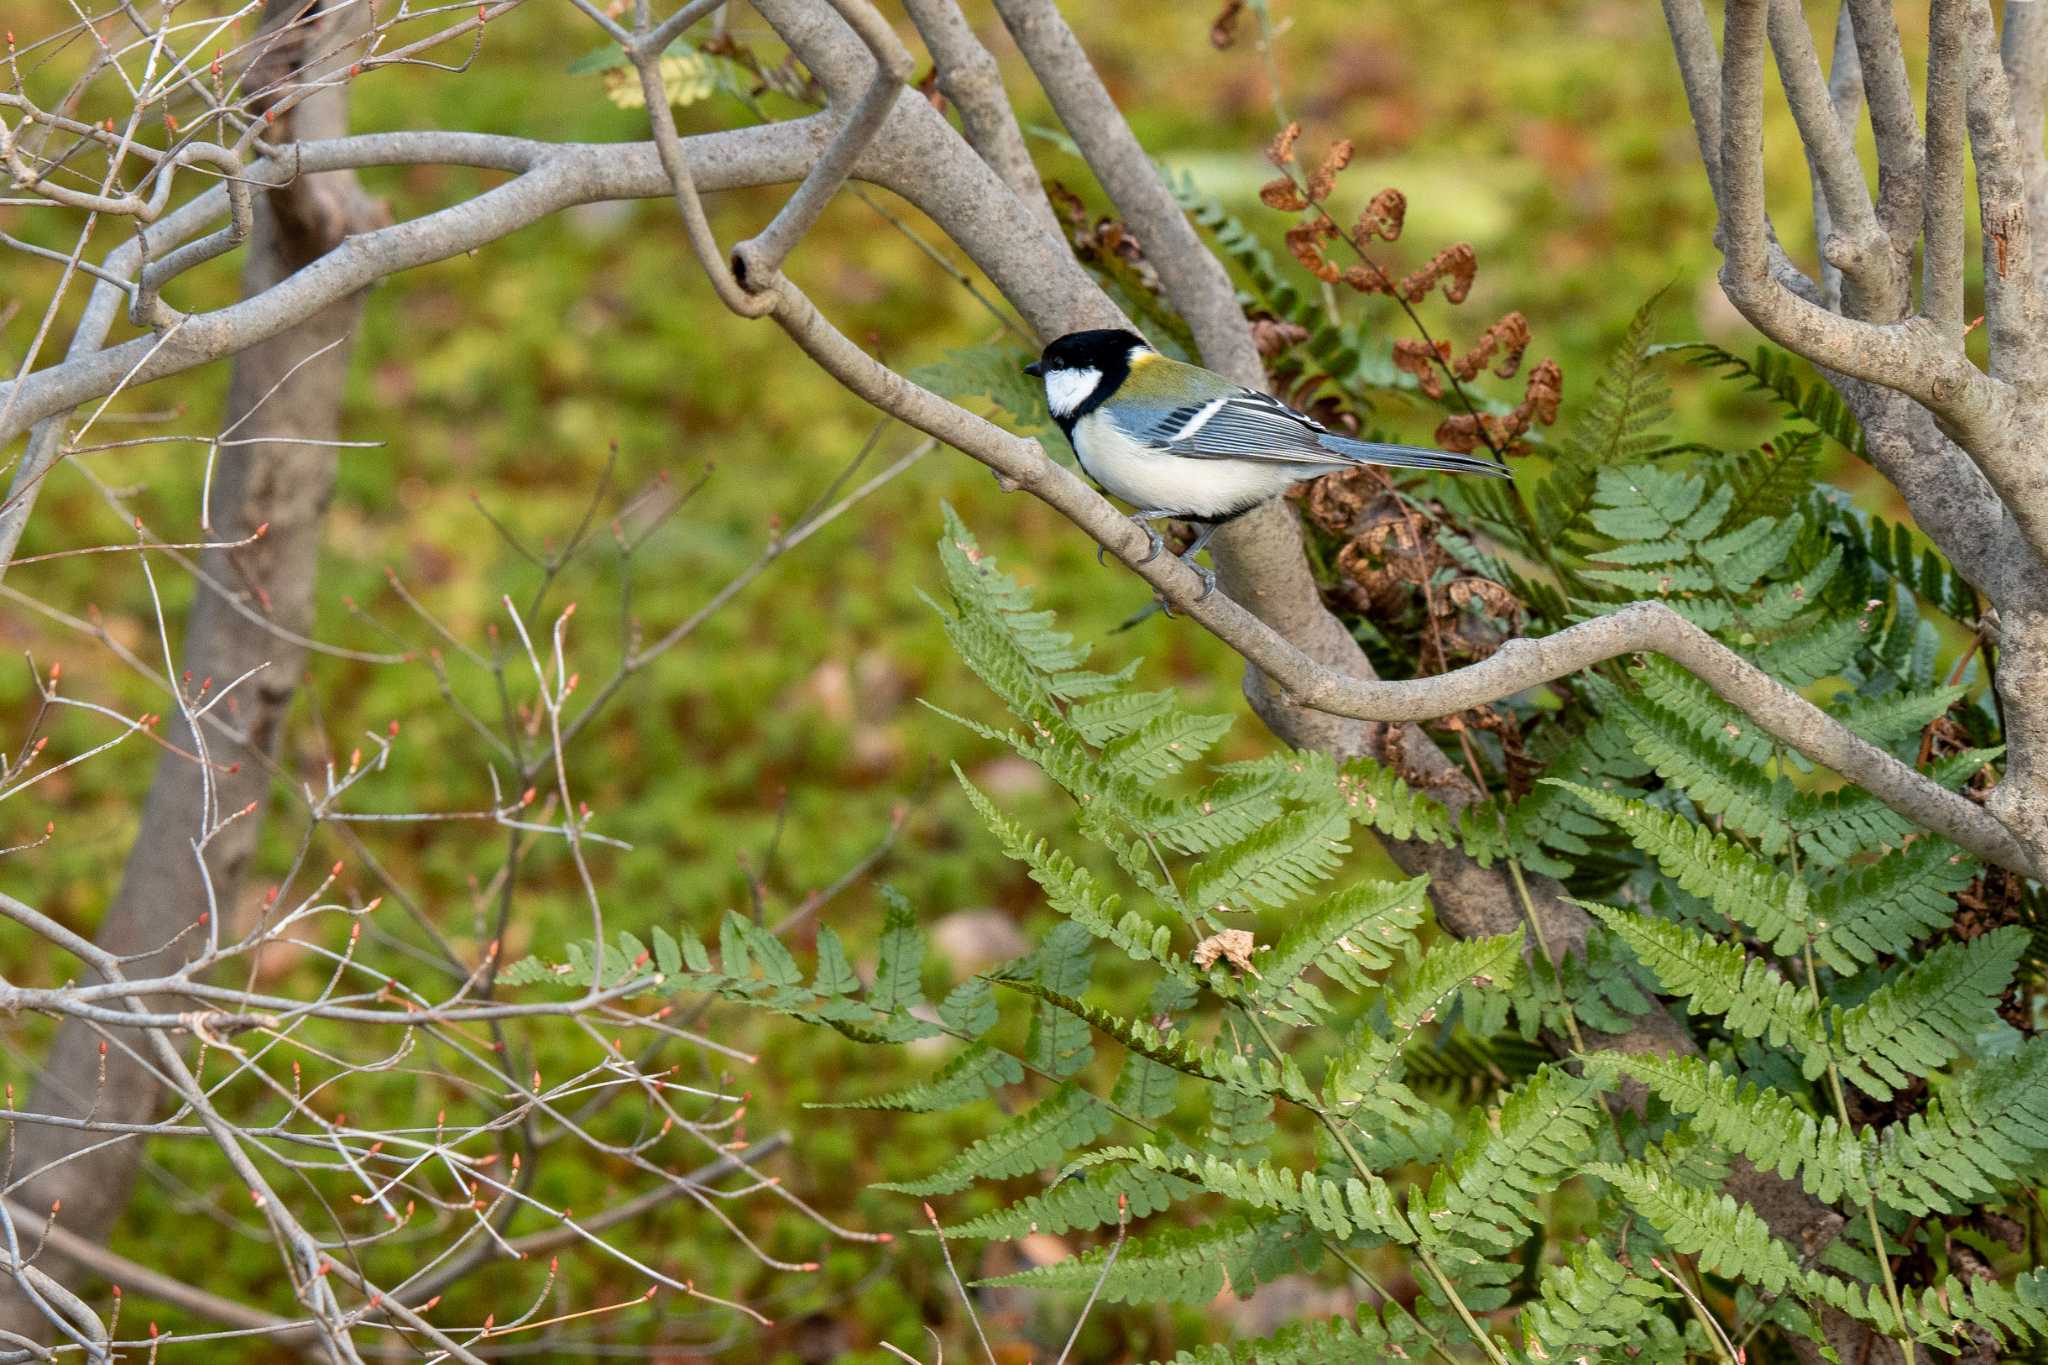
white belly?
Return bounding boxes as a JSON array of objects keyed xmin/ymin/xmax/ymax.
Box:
[{"xmin": 1070, "ymin": 411, "xmax": 1312, "ymax": 519}]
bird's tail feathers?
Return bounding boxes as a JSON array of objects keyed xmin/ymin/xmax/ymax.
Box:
[{"xmin": 1316, "ymin": 434, "xmax": 1511, "ymax": 479}]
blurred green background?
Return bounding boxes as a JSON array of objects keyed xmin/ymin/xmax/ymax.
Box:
[{"xmin": 0, "ymin": 1, "xmax": 1942, "ymax": 1359}]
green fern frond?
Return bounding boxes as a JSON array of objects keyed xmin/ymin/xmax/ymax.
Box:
[
  {"xmin": 1565, "ymin": 294, "xmax": 1674, "ymax": 467},
  {"xmin": 874, "ymin": 1083, "xmax": 1113, "ymax": 1196},
  {"xmin": 1143, "ymin": 765, "xmax": 1299, "ymax": 855},
  {"xmin": 1907, "ymin": 1267, "xmax": 2048, "ymax": 1349},
  {"xmin": 1391, "ymin": 932, "xmax": 1527, "ymax": 1032},
  {"xmin": 1067, "ymin": 688, "xmax": 1181, "ymax": 744},
  {"xmin": 978, "ymin": 1214, "xmax": 1312, "ymax": 1307},
  {"xmin": 938, "ymin": 1163, "xmax": 1195, "ymax": 1240},
  {"xmin": 1581, "ymin": 903, "xmax": 1827, "ymax": 1061},
  {"xmin": 1579, "ymin": 1053, "xmax": 1860, "ymax": 1203},
  {"xmin": 1872, "ymin": 1035, "xmax": 2048, "ymax": 1215},
  {"xmin": 1552, "ymin": 779, "xmax": 1810, "ymax": 953},
  {"xmin": 909, "ymin": 343, "xmax": 1059, "ymax": 446},
  {"xmin": 1325, "ymin": 1028, "xmax": 1459, "ymax": 1168},
  {"xmin": 1829, "ymin": 682, "xmax": 1970, "ymax": 748},
  {"xmin": 1747, "ymin": 537, "xmax": 1843, "ymax": 632},
  {"xmin": 1790, "ymin": 746, "xmax": 2000, "ymax": 866},
  {"xmin": 1722, "ymin": 430, "xmax": 1823, "ymax": 522},
  {"xmin": 1588, "ymin": 1160, "xmax": 1881, "ymax": 1317},
  {"xmin": 955, "ymin": 767, "xmax": 1198, "ymax": 978},
  {"xmin": 1832, "ymin": 504, "xmax": 1979, "ymax": 621},
  {"xmin": 1073, "ymin": 1145, "xmax": 1413, "ymax": 1244},
  {"xmin": 1021, "ymin": 920, "xmax": 1098, "ymax": 1079},
  {"xmin": 1335, "ymin": 758, "xmax": 1460, "ymax": 845},
  {"xmin": 808, "ymin": 1040, "xmax": 1022, "ymax": 1113},
  {"xmin": 1805, "ymin": 838, "xmax": 1978, "ymax": 970},
  {"xmin": 1833, "ymin": 926, "xmax": 2027, "ymax": 1099},
  {"xmin": 1146, "ymin": 1310, "xmax": 1405, "ymax": 1365},
  {"xmin": 1207, "ymin": 1081, "xmax": 1279, "ymax": 1163},
  {"xmin": 995, "ymin": 978, "xmax": 1313, "ymax": 1102},
  {"xmin": 1752, "ymin": 609, "xmax": 1867, "ymax": 685},
  {"xmin": 1100, "ymin": 708, "xmax": 1235, "ymax": 781},
  {"xmin": 1413, "ymin": 1067, "xmax": 1606, "ymax": 1254},
  {"xmin": 1659, "ymin": 341, "xmax": 1866, "ymax": 457},
  {"xmin": 1605, "ymin": 687, "xmax": 1792, "ymax": 850},
  {"xmin": 1183, "ymin": 799, "xmax": 1352, "ymax": 913},
  {"xmin": 1401, "ymin": 1031, "xmax": 1550, "ymax": 1094},
  {"xmin": 1251, "ymin": 876, "xmax": 1431, "ymax": 1024},
  {"xmin": 1516, "ymin": 1239, "xmax": 1684, "ymax": 1365}
]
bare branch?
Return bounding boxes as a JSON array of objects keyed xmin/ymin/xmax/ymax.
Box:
[
  {"xmin": 1765, "ymin": 0, "xmax": 1891, "ymax": 314},
  {"xmin": 1965, "ymin": 0, "xmax": 2048, "ymax": 386},
  {"xmin": 728, "ymin": 0, "xmax": 914, "ymax": 286},
  {"xmin": 1844, "ymin": 0, "xmax": 1927, "ymax": 256},
  {"xmin": 2001, "ymin": 0, "xmax": 2048, "ymax": 298},
  {"xmin": 1924, "ymin": 0, "xmax": 1968, "ymax": 337},
  {"xmin": 900, "ymin": 0, "xmax": 1063, "ymax": 243},
  {"xmin": 1715, "ymin": 0, "xmax": 2007, "ymax": 447},
  {"xmin": 991, "ymin": 0, "xmax": 1260, "ymax": 382}
]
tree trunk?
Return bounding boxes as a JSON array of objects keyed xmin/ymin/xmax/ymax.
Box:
[{"xmin": 0, "ymin": 5, "xmax": 380, "ymax": 1338}]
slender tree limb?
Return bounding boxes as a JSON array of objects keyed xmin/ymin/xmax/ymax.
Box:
[
  {"xmin": 675, "ymin": 244, "xmax": 2040, "ymax": 876},
  {"xmin": 1662, "ymin": 0, "xmax": 1726, "ymax": 199},
  {"xmin": 989, "ymin": 0, "xmax": 1263, "ymax": 386},
  {"xmin": 1924, "ymin": 0, "xmax": 1967, "ymax": 339},
  {"xmin": 728, "ymin": 0, "xmax": 915, "ymax": 285},
  {"xmin": 2001, "ymin": 0, "xmax": 2048, "ymax": 300},
  {"xmin": 1964, "ymin": 0, "xmax": 2048, "ymax": 389},
  {"xmin": 1844, "ymin": 0, "xmax": 1926, "ymax": 258},
  {"xmin": 1812, "ymin": 3, "xmax": 1864, "ymax": 308},
  {"xmin": 0, "ymin": 0, "xmax": 383, "ymax": 1338},
  {"xmin": 900, "ymin": 0, "xmax": 1063, "ymax": 242},
  {"xmin": 1661, "ymin": 0, "xmax": 1827, "ymax": 308},
  {"xmin": 1716, "ymin": 0, "xmax": 2009, "ymax": 450},
  {"xmin": 1767, "ymin": 0, "xmax": 1891, "ymax": 315}
]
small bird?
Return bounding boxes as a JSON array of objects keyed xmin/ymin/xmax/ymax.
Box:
[{"xmin": 1025, "ymin": 328, "xmax": 1510, "ymax": 599}]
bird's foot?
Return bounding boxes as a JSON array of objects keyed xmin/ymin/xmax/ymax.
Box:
[
  {"xmin": 1128, "ymin": 512, "xmax": 1167, "ymax": 564},
  {"xmin": 1184, "ymin": 554, "xmax": 1217, "ymax": 602}
]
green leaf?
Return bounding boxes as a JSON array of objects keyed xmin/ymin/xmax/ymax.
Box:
[
  {"xmin": 910, "ymin": 343, "xmax": 1059, "ymax": 444},
  {"xmin": 1022, "ymin": 920, "xmax": 1097, "ymax": 1078},
  {"xmin": 1833, "ymin": 927, "xmax": 2026, "ymax": 1099},
  {"xmin": 1075, "ymin": 1145, "xmax": 1412, "ymax": 1243},
  {"xmin": 1872, "ymin": 1035, "xmax": 2048, "ymax": 1215},
  {"xmin": 1551, "ymin": 780, "xmax": 1811, "ymax": 954},
  {"xmin": 1580, "ymin": 1053, "xmax": 1861, "ymax": 1204},
  {"xmin": 939, "ymin": 1163, "xmax": 1194, "ymax": 1240},
  {"xmin": 1184, "ymin": 800, "xmax": 1352, "ymax": 912},
  {"xmin": 1415, "ymin": 1067, "xmax": 1606, "ymax": 1253},
  {"xmin": 1251, "ymin": 876, "xmax": 1430, "ymax": 1023},
  {"xmin": 1580, "ymin": 902, "xmax": 1827, "ymax": 1062},
  {"xmin": 939, "ymin": 976, "xmax": 998, "ymax": 1036},
  {"xmin": 811, "ymin": 926, "xmax": 858, "ymax": 997},
  {"xmin": 870, "ymin": 888, "xmax": 925, "ymax": 1014},
  {"xmin": 978, "ymin": 1216, "xmax": 1310, "ymax": 1307},
  {"xmin": 811, "ymin": 1041, "xmax": 1023, "ymax": 1113},
  {"xmin": 874, "ymin": 1083, "xmax": 1112, "ymax": 1196}
]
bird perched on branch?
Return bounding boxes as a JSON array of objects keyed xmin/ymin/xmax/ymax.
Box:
[{"xmin": 1025, "ymin": 328, "xmax": 1510, "ymax": 600}]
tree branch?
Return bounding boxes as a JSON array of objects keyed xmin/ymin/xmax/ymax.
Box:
[
  {"xmin": 900, "ymin": 0, "xmax": 1063, "ymax": 243},
  {"xmin": 1924, "ymin": 0, "xmax": 1967, "ymax": 338},
  {"xmin": 989, "ymin": 0, "xmax": 1263, "ymax": 386},
  {"xmin": 1766, "ymin": 0, "xmax": 1891, "ymax": 315},
  {"xmin": 2001, "ymin": 0, "xmax": 2048, "ymax": 299},
  {"xmin": 1716, "ymin": 0, "xmax": 2007, "ymax": 446},
  {"xmin": 1965, "ymin": 0, "xmax": 2048, "ymax": 388},
  {"xmin": 1844, "ymin": 0, "xmax": 1926, "ymax": 257}
]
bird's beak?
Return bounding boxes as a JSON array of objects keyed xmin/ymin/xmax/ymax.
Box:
[{"xmin": 1023, "ymin": 360, "xmax": 1044, "ymax": 377}]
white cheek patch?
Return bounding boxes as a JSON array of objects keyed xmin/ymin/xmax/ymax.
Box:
[{"xmin": 1044, "ymin": 366, "xmax": 1103, "ymax": 417}]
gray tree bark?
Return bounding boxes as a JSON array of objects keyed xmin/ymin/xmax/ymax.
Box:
[{"xmin": 0, "ymin": 1, "xmax": 380, "ymax": 1339}]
